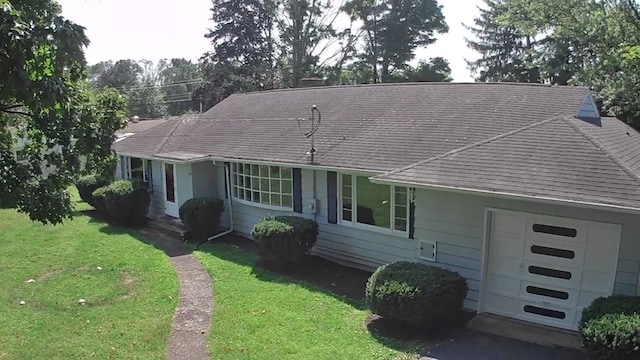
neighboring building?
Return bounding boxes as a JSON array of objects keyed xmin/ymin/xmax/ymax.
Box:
[{"xmin": 113, "ymin": 83, "xmax": 640, "ymax": 331}]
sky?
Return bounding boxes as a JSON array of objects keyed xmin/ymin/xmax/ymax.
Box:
[{"xmin": 58, "ymin": 0, "xmax": 482, "ymax": 82}]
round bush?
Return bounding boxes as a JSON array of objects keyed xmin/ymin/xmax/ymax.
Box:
[
  {"xmin": 76, "ymin": 175, "xmax": 110, "ymax": 206},
  {"xmin": 581, "ymin": 313, "xmax": 640, "ymax": 360},
  {"xmin": 251, "ymin": 216, "xmax": 318, "ymax": 264},
  {"xmin": 178, "ymin": 198, "xmax": 225, "ymax": 238},
  {"xmin": 91, "ymin": 186, "xmax": 109, "ymax": 215},
  {"xmin": 366, "ymin": 261, "xmax": 468, "ymax": 327},
  {"xmin": 580, "ymin": 295, "xmax": 640, "ymax": 328},
  {"xmin": 104, "ymin": 180, "xmax": 150, "ymax": 227}
]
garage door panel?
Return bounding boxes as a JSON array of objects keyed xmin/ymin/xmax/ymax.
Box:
[{"xmin": 485, "ymin": 210, "xmax": 621, "ymax": 331}]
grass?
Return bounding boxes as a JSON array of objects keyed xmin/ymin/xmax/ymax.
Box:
[
  {"xmin": 0, "ymin": 189, "xmax": 179, "ymax": 359},
  {"xmin": 194, "ymin": 244, "xmax": 422, "ymax": 360}
]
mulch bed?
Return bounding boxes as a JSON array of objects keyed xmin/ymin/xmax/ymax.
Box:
[{"xmin": 214, "ymin": 234, "xmax": 371, "ymax": 301}]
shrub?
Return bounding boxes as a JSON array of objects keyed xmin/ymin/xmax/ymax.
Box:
[
  {"xmin": 92, "ymin": 186, "xmax": 109, "ymax": 215},
  {"xmin": 104, "ymin": 180, "xmax": 150, "ymax": 227},
  {"xmin": 251, "ymin": 216, "xmax": 318, "ymax": 264},
  {"xmin": 179, "ymin": 198, "xmax": 225, "ymax": 238},
  {"xmin": 579, "ymin": 295, "xmax": 640, "ymax": 359},
  {"xmin": 366, "ymin": 261, "xmax": 468, "ymax": 327},
  {"xmin": 76, "ymin": 174, "xmax": 110, "ymax": 206},
  {"xmin": 580, "ymin": 295, "xmax": 640, "ymax": 329},
  {"xmin": 581, "ymin": 313, "xmax": 640, "ymax": 360}
]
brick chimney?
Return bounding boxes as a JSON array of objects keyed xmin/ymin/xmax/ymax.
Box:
[{"xmin": 298, "ymin": 77, "xmax": 324, "ymax": 88}]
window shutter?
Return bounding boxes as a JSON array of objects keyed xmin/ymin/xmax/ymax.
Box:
[
  {"xmin": 293, "ymin": 168, "xmax": 302, "ymax": 213},
  {"xmin": 327, "ymin": 171, "xmax": 337, "ymax": 224},
  {"xmin": 224, "ymin": 162, "xmax": 230, "ymax": 199},
  {"xmin": 409, "ymin": 188, "xmax": 416, "ymax": 239}
]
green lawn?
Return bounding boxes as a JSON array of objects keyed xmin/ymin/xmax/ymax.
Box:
[
  {"xmin": 194, "ymin": 244, "xmax": 422, "ymax": 360},
  {"xmin": 0, "ymin": 190, "xmax": 179, "ymax": 359}
]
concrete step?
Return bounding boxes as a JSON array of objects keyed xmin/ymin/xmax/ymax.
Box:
[{"xmin": 147, "ymin": 216, "xmax": 185, "ymax": 239}]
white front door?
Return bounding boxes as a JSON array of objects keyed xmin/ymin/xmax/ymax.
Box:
[
  {"xmin": 484, "ymin": 210, "xmax": 621, "ymax": 330},
  {"xmin": 163, "ymin": 162, "xmax": 179, "ymax": 217}
]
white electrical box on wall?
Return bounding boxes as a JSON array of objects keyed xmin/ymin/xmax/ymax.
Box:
[
  {"xmin": 308, "ymin": 199, "xmax": 319, "ymax": 214},
  {"xmin": 418, "ymin": 240, "xmax": 437, "ymax": 262}
]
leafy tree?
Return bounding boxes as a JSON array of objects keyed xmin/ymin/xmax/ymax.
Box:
[
  {"xmin": 388, "ymin": 57, "xmax": 452, "ymax": 82},
  {"xmin": 88, "ymin": 59, "xmax": 142, "ymax": 91},
  {"xmin": 127, "ymin": 59, "xmax": 167, "ymax": 118},
  {"xmin": 344, "ymin": 0, "xmax": 448, "ymax": 83},
  {"xmin": 158, "ymin": 58, "xmax": 201, "ymax": 115},
  {"xmin": 1, "ymin": 0, "xmax": 128, "ymax": 224}
]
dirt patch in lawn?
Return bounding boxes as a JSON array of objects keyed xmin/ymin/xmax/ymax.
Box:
[
  {"xmin": 36, "ymin": 269, "xmax": 62, "ymax": 282},
  {"xmin": 118, "ymin": 272, "xmax": 137, "ymax": 300},
  {"xmin": 214, "ymin": 234, "xmax": 371, "ymax": 301}
]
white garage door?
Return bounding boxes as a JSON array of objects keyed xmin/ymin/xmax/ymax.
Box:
[{"xmin": 484, "ymin": 210, "xmax": 621, "ymax": 330}]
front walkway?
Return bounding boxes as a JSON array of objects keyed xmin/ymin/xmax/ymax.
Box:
[{"xmin": 138, "ymin": 228, "xmax": 213, "ymax": 360}]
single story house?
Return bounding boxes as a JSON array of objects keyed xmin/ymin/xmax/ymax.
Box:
[{"xmin": 113, "ymin": 83, "xmax": 640, "ymax": 331}]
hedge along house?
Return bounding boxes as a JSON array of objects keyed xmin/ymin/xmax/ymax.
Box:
[{"xmin": 112, "ymin": 83, "xmax": 640, "ymax": 331}]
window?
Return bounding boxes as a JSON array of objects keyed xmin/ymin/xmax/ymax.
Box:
[
  {"xmin": 339, "ymin": 174, "xmax": 408, "ymax": 233},
  {"xmin": 130, "ymin": 157, "xmax": 144, "ymax": 182},
  {"xmin": 231, "ymin": 163, "xmax": 293, "ymax": 209},
  {"xmin": 121, "ymin": 156, "xmax": 152, "ymax": 191}
]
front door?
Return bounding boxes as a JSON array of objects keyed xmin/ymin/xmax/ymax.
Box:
[{"xmin": 163, "ymin": 163, "xmax": 179, "ymax": 217}]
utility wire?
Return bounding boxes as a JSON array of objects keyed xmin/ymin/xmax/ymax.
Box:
[{"xmin": 111, "ymin": 79, "xmax": 203, "ymax": 91}]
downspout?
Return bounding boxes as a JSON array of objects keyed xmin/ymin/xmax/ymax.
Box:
[{"xmin": 197, "ymin": 162, "xmax": 234, "ymax": 247}]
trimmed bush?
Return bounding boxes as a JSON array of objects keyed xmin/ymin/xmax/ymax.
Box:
[
  {"xmin": 104, "ymin": 180, "xmax": 150, "ymax": 227},
  {"xmin": 92, "ymin": 186, "xmax": 109, "ymax": 215},
  {"xmin": 579, "ymin": 295, "xmax": 640, "ymax": 359},
  {"xmin": 76, "ymin": 174, "xmax": 110, "ymax": 206},
  {"xmin": 580, "ymin": 295, "xmax": 640, "ymax": 328},
  {"xmin": 179, "ymin": 198, "xmax": 225, "ymax": 239},
  {"xmin": 366, "ymin": 261, "xmax": 468, "ymax": 327},
  {"xmin": 581, "ymin": 313, "xmax": 640, "ymax": 360},
  {"xmin": 251, "ymin": 216, "xmax": 318, "ymax": 264}
]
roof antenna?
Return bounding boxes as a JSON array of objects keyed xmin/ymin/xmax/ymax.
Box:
[{"xmin": 304, "ymin": 105, "xmax": 321, "ymax": 163}]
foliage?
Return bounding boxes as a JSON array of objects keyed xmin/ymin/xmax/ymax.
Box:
[
  {"xmin": 88, "ymin": 59, "xmax": 142, "ymax": 91},
  {"xmin": 366, "ymin": 261, "xmax": 468, "ymax": 327},
  {"xmin": 344, "ymin": 0, "xmax": 448, "ymax": 82},
  {"xmin": 0, "ymin": 192, "xmax": 178, "ymax": 359},
  {"xmin": 91, "ymin": 185, "xmax": 109, "ymax": 215},
  {"xmin": 158, "ymin": 58, "xmax": 202, "ymax": 115},
  {"xmin": 581, "ymin": 313, "xmax": 640, "ymax": 360},
  {"xmin": 580, "ymin": 295, "xmax": 640, "ymax": 329},
  {"xmin": 103, "ymin": 180, "xmax": 150, "ymax": 227},
  {"xmin": 0, "ymin": 0, "xmax": 128, "ymax": 224},
  {"xmin": 251, "ymin": 215, "xmax": 319, "ymax": 264},
  {"xmin": 194, "ymin": 243, "xmax": 422, "ymax": 359},
  {"xmin": 388, "ymin": 58, "xmax": 452, "ymax": 83},
  {"xmin": 75, "ymin": 174, "xmax": 110, "ymax": 206},
  {"xmin": 178, "ymin": 197, "xmax": 225, "ymax": 239}
]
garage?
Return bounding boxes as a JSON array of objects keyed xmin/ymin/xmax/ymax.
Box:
[{"xmin": 483, "ymin": 210, "xmax": 621, "ymax": 330}]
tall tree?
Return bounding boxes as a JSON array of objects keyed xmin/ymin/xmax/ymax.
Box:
[
  {"xmin": 388, "ymin": 57, "xmax": 452, "ymax": 82},
  {"xmin": 1, "ymin": 0, "xmax": 128, "ymax": 224},
  {"xmin": 88, "ymin": 59, "xmax": 142, "ymax": 91},
  {"xmin": 344, "ymin": 0, "xmax": 448, "ymax": 83},
  {"xmin": 127, "ymin": 59, "xmax": 167, "ymax": 118},
  {"xmin": 158, "ymin": 58, "xmax": 202, "ymax": 115}
]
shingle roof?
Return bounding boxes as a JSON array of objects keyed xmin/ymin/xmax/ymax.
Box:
[
  {"xmin": 112, "ymin": 82, "xmax": 640, "ymax": 210},
  {"xmin": 374, "ymin": 116, "xmax": 640, "ymax": 209},
  {"xmin": 119, "ymin": 118, "xmax": 169, "ymax": 135}
]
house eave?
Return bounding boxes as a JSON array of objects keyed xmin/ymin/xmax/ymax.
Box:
[{"xmin": 370, "ymin": 177, "xmax": 640, "ymax": 215}]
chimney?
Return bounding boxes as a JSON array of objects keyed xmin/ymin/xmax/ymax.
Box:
[{"xmin": 298, "ymin": 77, "xmax": 324, "ymax": 88}]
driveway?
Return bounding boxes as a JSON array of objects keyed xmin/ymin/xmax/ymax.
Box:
[{"xmin": 421, "ymin": 329, "xmax": 587, "ymax": 360}]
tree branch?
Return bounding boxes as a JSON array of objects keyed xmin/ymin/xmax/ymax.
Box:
[{"xmin": 0, "ymin": 104, "xmax": 23, "ymax": 111}]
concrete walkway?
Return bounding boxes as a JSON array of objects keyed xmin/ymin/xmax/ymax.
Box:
[{"xmin": 138, "ymin": 228, "xmax": 212, "ymax": 360}]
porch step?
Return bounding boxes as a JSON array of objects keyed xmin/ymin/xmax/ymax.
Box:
[
  {"xmin": 146, "ymin": 215, "xmax": 186, "ymax": 239},
  {"xmin": 466, "ymin": 313, "xmax": 582, "ymax": 351}
]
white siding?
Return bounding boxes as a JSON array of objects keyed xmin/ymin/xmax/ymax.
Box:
[
  {"xmin": 175, "ymin": 163, "xmax": 193, "ymax": 210},
  {"xmin": 191, "ymin": 161, "xmax": 217, "ymax": 198}
]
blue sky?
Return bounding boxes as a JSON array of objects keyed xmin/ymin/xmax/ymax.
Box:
[{"xmin": 58, "ymin": 0, "xmax": 482, "ymax": 82}]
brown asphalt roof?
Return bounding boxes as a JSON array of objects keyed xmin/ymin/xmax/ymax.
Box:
[{"xmin": 112, "ymin": 82, "xmax": 640, "ymax": 209}]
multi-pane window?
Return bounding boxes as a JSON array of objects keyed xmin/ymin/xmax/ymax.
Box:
[
  {"xmin": 340, "ymin": 174, "xmax": 408, "ymax": 233},
  {"xmin": 232, "ymin": 163, "xmax": 293, "ymax": 209}
]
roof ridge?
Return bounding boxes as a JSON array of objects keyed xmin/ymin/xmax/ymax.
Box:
[
  {"xmin": 379, "ymin": 116, "xmax": 564, "ymax": 178},
  {"xmin": 225, "ymin": 82, "xmax": 590, "ymax": 98},
  {"xmin": 560, "ymin": 116, "xmax": 640, "ymax": 186},
  {"xmin": 152, "ymin": 118, "xmax": 184, "ymax": 155}
]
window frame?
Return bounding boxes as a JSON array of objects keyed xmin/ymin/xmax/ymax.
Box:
[
  {"xmin": 121, "ymin": 156, "xmax": 152, "ymax": 192},
  {"xmin": 230, "ymin": 162, "xmax": 294, "ymax": 211},
  {"xmin": 337, "ymin": 173, "xmax": 410, "ymax": 236}
]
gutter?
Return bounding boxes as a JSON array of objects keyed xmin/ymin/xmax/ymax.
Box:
[
  {"xmin": 196, "ymin": 162, "xmax": 234, "ymax": 247},
  {"xmin": 370, "ymin": 177, "xmax": 640, "ymax": 216}
]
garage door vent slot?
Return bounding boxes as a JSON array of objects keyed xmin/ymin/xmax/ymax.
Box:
[
  {"xmin": 524, "ymin": 305, "xmax": 566, "ymax": 319},
  {"xmin": 528, "ymin": 265, "xmax": 572, "ymax": 280},
  {"xmin": 526, "ymin": 285, "xmax": 570, "ymax": 300},
  {"xmin": 531, "ymin": 245, "xmax": 575, "ymax": 259},
  {"xmin": 532, "ymin": 224, "xmax": 577, "ymax": 237}
]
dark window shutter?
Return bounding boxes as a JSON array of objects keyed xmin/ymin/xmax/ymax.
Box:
[
  {"xmin": 327, "ymin": 171, "xmax": 337, "ymax": 224},
  {"xmin": 293, "ymin": 168, "xmax": 302, "ymax": 213},
  {"xmin": 224, "ymin": 162, "xmax": 230, "ymax": 199},
  {"xmin": 409, "ymin": 188, "xmax": 416, "ymax": 239}
]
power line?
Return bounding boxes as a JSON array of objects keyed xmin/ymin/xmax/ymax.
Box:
[
  {"xmin": 110, "ymin": 79, "xmax": 203, "ymax": 91},
  {"xmin": 128, "ymin": 98, "xmax": 197, "ymax": 106}
]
